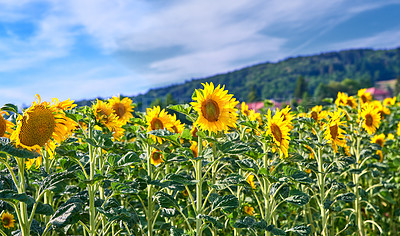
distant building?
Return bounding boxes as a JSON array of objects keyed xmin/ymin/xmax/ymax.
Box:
[{"xmin": 365, "ymin": 87, "xmax": 391, "ymax": 100}]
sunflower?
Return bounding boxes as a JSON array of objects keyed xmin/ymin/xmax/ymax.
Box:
[
  {"xmin": 278, "ymin": 106, "xmax": 294, "ymax": 128},
  {"xmin": 309, "ymin": 105, "xmax": 327, "ymax": 124},
  {"xmin": 169, "ymin": 114, "xmax": 185, "ymax": 134},
  {"xmin": 397, "ymin": 122, "xmax": 400, "ymax": 136},
  {"xmin": 358, "ymin": 89, "xmax": 372, "ymax": 105},
  {"xmin": 377, "ymin": 150, "xmax": 384, "ymax": 162},
  {"xmin": 11, "ymin": 95, "xmax": 76, "ymax": 158},
  {"xmin": 1, "ymin": 211, "xmax": 15, "ymax": 229},
  {"xmin": 108, "ymin": 96, "xmax": 134, "ymax": 125},
  {"xmin": 191, "ymin": 82, "xmax": 239, "ymax": 134},
  {"xmin": 383, "ymin": 96, "xmax": 396, "ymax": 106},
  {"xmin": 266, "ymin": 109, "xmax": 291, "ymax": 158},
  {"xmin": 150, "ymin": 150, "xmax": 164, "ymax": 166},
  {"xmin": 371, "ymin": 133, "xmax": 385, "ymax": 147},
  {"xmin": 244, "ymin": 206, "xmax": 254, "ymax": 216},
  {"xmin": 92, "ymin": 99, "xmax": 122, "ymax": 130},
  {"xmin": 191, "ymin": 126, "xmax": 199, "ymax": 139},
  {"xmin": 188, "ymin": 141, "xmax": 197, "ymax": 158},
  {"xmin": 359, "ymin": 103, "xmax": 381, "ymax": 135},
  {"xmin": 335, "ymin": 92, "xmax": 348, "ymax": 107},
  {"xmin": 323, "ymin": 110, "xmax": 347, "ymax": 153},
  {"xmin": 387, "ymin": 133, "xmax": 394, "ymax": 140},
  {"xmin": 247, "ymin": 174, "xmax": 256, "ymax": 189},
  {"xmin": 145, "ymin": 106, "xmax": 173, "ymax": 143},
  {"xmin": 370, "ymin": 100, "xmax": 390, "ymax": 119},
  {"xmin": 0, "ymin": 111, "xmax": 15, "ymax": 138},
  {"xmin": 304, "ymin": 145, "xmax": 315, "ymax": 159}
]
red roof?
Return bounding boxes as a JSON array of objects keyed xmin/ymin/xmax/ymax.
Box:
[{"xmin": 365, "ymin": 87, "xmax": 390, "ymax": 96}]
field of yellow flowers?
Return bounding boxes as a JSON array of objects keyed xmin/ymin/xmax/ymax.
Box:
[{"xmin": 0, "ymin": 83, "xmax": 399, "ymax": 236}]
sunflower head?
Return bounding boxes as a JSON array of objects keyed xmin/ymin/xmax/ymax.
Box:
[
  {"xmin": 244, "ymin": 206, "xmax": 255, "ymax": 216},
  {"xmin": 145, "ymin": 106, "xmax": 173, "ymax": 143},
  {"xmin": 0, "ymin": 111, "xmax": 14, "ymax": 138},
  {"xmin": 377, "ymin": 150, "xmax": 383, "ymax": 162},
  {"xmin": 190, "ymin": 141, "xmax": 198, "ymax": 158},
  {"xmin": 383, "ymin": 96, "xmax": 396, "ymax": 106},
  {"xmin": 169, "ymin": 114, "xmax": 185, "ymax": 134},
  {"xmin": 1, "ymin": 211, "xmax": 15, "ymax": 229},
  {"xmin": 266, "ymin": 109, "xmax": 291, "ymax": 158},
  {"xmin": 11, "ymin": 95, "xmax": 76, "ymax": 158},
  {"xmin": 358, "ymin": 89, "xmax": 372, "ymax": 104},
  {"xmin": 371, "ymin": 133, "xmax": 385, "ymax": 147},
  {"xmin": 108, "ymin": 96, "xmax": 134, "ymax": 125},
  {"xmin": 323, "ymin": 110, "xmax": 347, "ymax": 153},
  {"xmin": 247, "ymin": 174, "xmax": 256, "ymax": 189},
  {"xmin": 359, "ymin": 103, "xmax": 381, "ymax": 135},
  {"xmin": 335, "ymin": 92, "xmax": 348, "ymax": 107},
  {"xmin": 309, "ymin": 105, "xmax": 327, "ymax": 124},
  {"xmin": 191, "ymin": 82, "xmax": 239, "ymax": 134},
  {"xmin": 150, "ymin": 150, "xmax": 164, "ymax": 166}
]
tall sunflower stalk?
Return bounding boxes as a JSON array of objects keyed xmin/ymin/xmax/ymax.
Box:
[{"xmin": 5, "ymin": 95, "xmax": 76, "ymax": 236}]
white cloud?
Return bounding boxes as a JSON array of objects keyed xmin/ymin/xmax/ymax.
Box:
[{"xmin": 330, "ymin": 29, "xmax": 400, "ymax": 51}]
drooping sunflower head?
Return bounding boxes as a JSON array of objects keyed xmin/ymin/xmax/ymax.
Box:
[
  {"xmin": 145, "ymin": 106, "xmax": 173, "ymax": 143},
  {"xmin": 371, "ymin": 133, "xmax": 385, "ymax": 147},
  {"xmin": 150, "ymin": 150, "xmax": 164, "ymax": 166},
  {"xmin": 266, "ymin": 109, "xmax": 291, "ymax": 158},
  {"xmin": 190, "ymin": 141, "xmax": 198, "ymax": 158},
  {"xmin": 346, "ymin": 96, "xmax": 357, "ymax": 109},
  {"xmin": 52, "ymin": 97, "xmax": 77, "ymax": 111},
  {"xmin": 0, "ymin": 111, "xmax": 15, "ymax": 138},
  {"xmin": 11, "ymin": 95, "xmax": 76, "ymax": 157},
  {"xmin": 377, "ymin": 150, "xmax": 384, "ymax": 162},
  {"xmin": 357, "ymin": 88, "xmax": 372, "ymax": 104},
  {"xmin": 359, "ymin": 103, "xmax": 381, "ymax": 135},
  {"xmin": 383, "ymin": 96, "xmax": 396, "ymax": 106},
  {"xmin": 1, "ymin": 211, "xmax": 15, "ymax": 229},
  {"xmin": 241, "ymin": 102, "xmax": 250, "ymax": 116},
  {"xmin": 247, "ymin": 174, "xmax": 256, "ymax": 189},
  {"xmin": 244, "ymin": 205, "xmax": 255, "ymax": 216},
  {"xmin": 191, "ymin": 82, "xmax": 239, "ymax": 134},
  {"xmin": 323, "ymin": 110, "xmax": 347, "ymax": 153},
  {"xmin": 108, "ymin": 96, "xmax": 134, "ymax": 125},
  {"xmin": 369, "ymin": 100, "xmax": 390, "ymax": 119}
]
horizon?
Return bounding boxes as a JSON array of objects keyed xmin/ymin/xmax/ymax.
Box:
[{"xmin": 1, "ymin": 0, "xmax": 400, "ymax": 107}]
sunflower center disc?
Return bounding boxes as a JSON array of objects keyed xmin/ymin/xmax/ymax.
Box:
[
  {"xmin": 202, "ymin": 99, "xmax": 220, "ymax": 122},
  {"xmin": 376, "ymin": 139, "xmax": 384, "ymax": 147},
  {"xmin": 365, "ymin": 114, "xmax": 373, "ymax": 126},
  {"xmin": 311, "ymin": 111, "xmax": 318, "ymax": 121},
  {"xmin": 0, "ymin": 117, "xmax": 6, "ymax": 137},
  {"xmin": 19, "ymin": 106, "xmax": 56, "ymax": 147},
  {"xmin": 151, "ymin": 118, "xmax": 164, "ymax": 130},
  {"xmin": 152, "ymin": 152, "xmax": 161, "ymax": 161},
  {"xmin": 361, "ymin": 95, "xmax": 367, "ymax": 104},
  {"xmin": 271, "ymin": 123, "xmax": 282, "ymax": 143},
  {"xmin": 113, "ymin": 103, "xmax": 126, "ymax": 119},
  {"xmin": 330, "ymin": 124, "xmax": 338, "ymax": 139},
  {"xmin": 347, "ymin": 100, "xmax": 354, "ymax": 107}
]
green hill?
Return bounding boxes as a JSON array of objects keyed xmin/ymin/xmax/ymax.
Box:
[{"xmin": 77, "ymin": 47, "xmax": 400, "ymax": 108}]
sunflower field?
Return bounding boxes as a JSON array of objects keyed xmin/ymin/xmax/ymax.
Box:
[{"xmin": 0, "ymin": 83, "xmax": 400, "ymax": 236}]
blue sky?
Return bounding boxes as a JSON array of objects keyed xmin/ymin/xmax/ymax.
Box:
[{"xmin": 1, "ymin": 0, "xmax": 400, "ymax": 107}]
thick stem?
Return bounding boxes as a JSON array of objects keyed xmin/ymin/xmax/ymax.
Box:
[
  {"xmin": 147, "ymin": 145, "xmax": 154, "ymax": 236},
  {"xmin": 87, "ymin": 124, "xmax": 97, "ymax": 236},
  {"xmin": 262, "ymin": 142, "xmax": 271, "ymax": 236},
  {"xmin": 195, "ymin": 135, "xmax": 203, "ymax": 236},
  {"xmin": 17, "ymin": 158, "xmax": 30, "ymax": 236},
  {"xmin": 354, "ymin": 137, "xmax": 365, "ymax": 236},
  {"xmin": 317, "ymin": 145, "xmax": 328, "ymax": 236}
]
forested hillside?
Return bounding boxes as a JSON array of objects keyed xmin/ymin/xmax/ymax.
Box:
[{"xmin": 77, "ymin": 47, "xmax": 400, "ymax": 108}]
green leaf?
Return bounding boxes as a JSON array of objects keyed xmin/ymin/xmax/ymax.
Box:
[
  {"xmin": 220, "ymin": 141, "xmax": 250, "ymax": 154},
  {"xmin": 214, "ymin": 174, "xmax": 248, "ymax": 190},
  {"xmin": 266, "ymin": 225, "xmax": 287, "ymax": 235},
  {"xmin": 29, "ymin": 202, "xmax": 54, "ymax": 216},
  {"xmin": 117, "ymin": 151, "xmax": 141, "ymax": 167},
  {"xmin": 180, "ymin": 128, "xmax": 192, "ymax": 140},
  {"xmin": 148, "ymin": 129, "xmax": 180, "ymax": 144},
  {"xmin": 154, "ymin": 192, "xmax": 179, "ymax": 209},
  {"xmin": 1, "ymin": 103, "xmax": 18, "ymax": 113},
  {"xmin": 336, "ymin": 193, "xmax": 355, "ymax": 202},
  {"xmin": 0, "ymin": 190, "xmax": 35, "ymax": 205},
  {"xmin": 0, "ymin": 137, "xmax": 40, "ymax": 159},
  {"xmin": 212, "ymin": 194, "xmax": 239, "ymax": 214},
  {"xmin": 49, "ymin": 201, "xmax": 83, "ymax": 228},
  {"xmin": 233, "ymin": 216, "xmax": 256, "ymax": 228},
  {"xmin": 285, "ymin": 190, "xmax": 310, "ymax": 206},
  {"xmin": 40, "ymin": 171, "xmax": 75, "ymax": 194},
  {"xmin": 236, "ymin": 158, "xmax": 259, "ymax": 173},
  {"xmin": 167, "ymin": 104, "xmax": 192, "ymax": 116},
  {"xmin": 111, "ymin": 182, "xmax": 139, "ymax": 195},
  {"xmin": 164, "ymin": 173, "xmax": 196, "ymax": 186},
  {"xmin": 198, "ymin": 214, "xmax": 223, "ymax": 229},
  {"xmin": 286, "ymin": 225, "xmax": 311, "ymax": 236}
]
